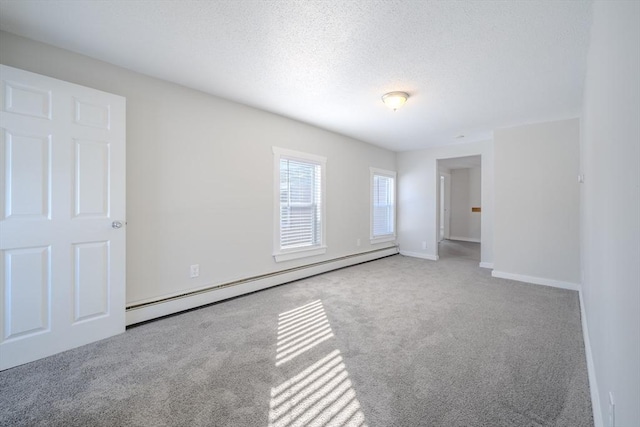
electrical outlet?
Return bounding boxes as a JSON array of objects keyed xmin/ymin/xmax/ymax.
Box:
[
  {"xmin": 190, "ymin": 264, "xmax": 199, "ymax": 278},
  {"xmin": 608, "ymin": 392, "xmax": 615, "ymax": 427},
  {"xmin": 356, "ymin": 238, "xmax": 361, "ymax": 247},
  {"xmin": 422, "ymin": 241, "xmax": 427, "ymax": 250}
]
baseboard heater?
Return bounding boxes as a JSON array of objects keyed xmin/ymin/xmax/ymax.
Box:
[{"xmin": 126, "ymin": 246, "xmax": 399, "ymax": 326}]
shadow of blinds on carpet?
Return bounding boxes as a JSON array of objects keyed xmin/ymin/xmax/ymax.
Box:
[{"xmin": 268, "ymin": 300, "xmax": 368, "ymax": 427}]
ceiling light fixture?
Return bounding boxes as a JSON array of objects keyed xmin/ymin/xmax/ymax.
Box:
[{"xmin": 382, "ymin": 91, "xmax": 409, "ymax": 111}]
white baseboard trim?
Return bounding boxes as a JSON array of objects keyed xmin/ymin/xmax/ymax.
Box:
[
  {"xmin": 579, "ymin": 289, "xmax": 603, "ymax": 427},
  {"xmin": 399, "ymin": 250, "xmax": 438, "ymax": 261},
  {"xmin": 491, "ymin": 270, "xmax": 580, "ymax": 291},
  {"xmin": 126, "ymin": 246, "xmax": 399, "ymax": 326},
  {"xmin": 448, "ymin": 236, "xmax": 481, "ymax": 243},
  {"xmin": 479, "ymin": 262, "xmax": 494, "ymax": 269}
]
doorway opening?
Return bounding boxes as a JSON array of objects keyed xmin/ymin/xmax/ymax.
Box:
[{"xmin": 436, "ymin": 155, "xmax": 481, "ymax": 262}]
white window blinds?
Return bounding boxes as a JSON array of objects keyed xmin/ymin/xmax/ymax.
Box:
[
  {"xmin": 279, "ymin": 158, "xmax": 322, "ymax": 250},
  {"xmin": 372, "ymin": 171, "xmax": 395, "ymax": 238}
]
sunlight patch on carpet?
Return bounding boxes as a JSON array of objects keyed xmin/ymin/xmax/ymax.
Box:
[
  {"xmin": 269, "ymin": 301, "xmax": 367, "ymax": 427},
  {"xmin": 269, "ymin": 350, "xmax": 367, "ymax": 427},
  {"xmin": 276, "ymin": 300, "xmax": 334, "ymax": 366}
]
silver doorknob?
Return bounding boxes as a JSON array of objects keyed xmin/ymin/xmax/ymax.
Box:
[{"xmin": 112, "ymin": 221, "xmax": 124, "ymax": 229}]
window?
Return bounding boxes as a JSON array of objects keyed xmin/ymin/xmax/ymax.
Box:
[
  {"xmin": 273, "ymin": 147, "xmax": 326, "ymax": 262},
  {"xmin": 370, "ymin": 168, "xmax": 396, "ymax": 243}
]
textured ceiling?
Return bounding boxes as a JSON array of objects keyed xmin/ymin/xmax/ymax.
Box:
[{"xmin": 0, "ymin": 0, "xmax": 592, "ymax": 151}]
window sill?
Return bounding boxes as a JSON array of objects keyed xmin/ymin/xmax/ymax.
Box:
[
  {"xmin": 274, "ymin": 246, "xmax": 327, "ymax": 262},
  {"xmin": 370, "ymin": 235, "xmax": 396, "ymax": 244}
]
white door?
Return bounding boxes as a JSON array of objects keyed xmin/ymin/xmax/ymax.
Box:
[{"xmin": 0, "ymin": 65, "xmax": 126, "ymax": 370}]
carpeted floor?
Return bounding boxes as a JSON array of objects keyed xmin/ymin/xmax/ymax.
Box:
[{"xmin": 0, "ymin": 242, "xmax": 593, "ymax": 426}]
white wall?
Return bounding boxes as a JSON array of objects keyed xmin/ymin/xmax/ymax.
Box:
[
  {"xmin": 449, "ymin": 167, "xmax": 481, "ymax": 242},
  {"xmin": 580, "ymin": 1, "xmax": 640, "ymax": 426},
  {"xmin": 397, "ymin": 140, "xmax": 493, "ymax": 265},
  {"xmin": 493, "ymin": 119, "xmax": 580, "ymax": 287},
  {"xmin": 0, "ymin": 31, "xmax": 397, "ymax": 305}
]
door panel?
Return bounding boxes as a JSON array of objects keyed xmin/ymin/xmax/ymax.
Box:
[
  {"xmin": 74, "ymin": 98, "xmax": 110, "ymax": 129},
  {"xmin": 4, "ymin": 81, "xmax": 51, "ymax": 119},
  {"xmin": 4, "ymin": 131, "xmax": 51, "ymax": 220},
  {"xmin": 3, "ymin": 246, "xmax": 50, "ymax": 341},
  {"xmin": 74, "ymin": 139, "xmax": 110, "ymax": 218},
  {"xmin": 0, "ymin": 65, "xmax": 126, "ymax": 370},
  {"xmin": 72, "ymin": 241, "xmax": 109, "ymax": 323}
]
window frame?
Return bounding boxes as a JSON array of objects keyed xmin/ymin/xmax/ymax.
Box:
[
  {"xmin": 273, "ymin": 147, "xmax": 327, "ymax": 262},
  {"xmin": 370, "ymin": 167, "xmax": 397, "ymax": 244}
]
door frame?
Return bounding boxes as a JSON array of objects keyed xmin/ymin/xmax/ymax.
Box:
[{"xmin": 438, "ymin": 171, "xmax": 451, "ymax": 242}]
